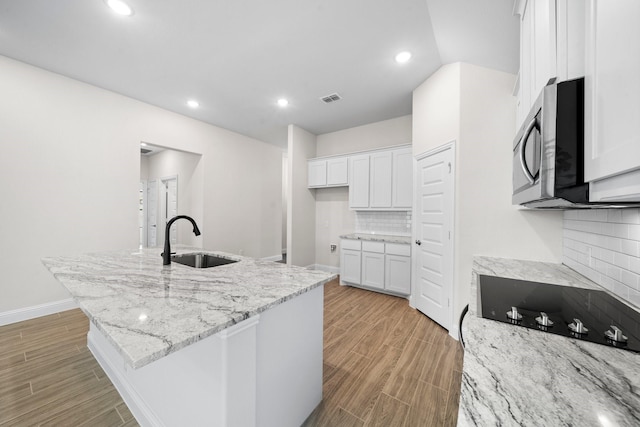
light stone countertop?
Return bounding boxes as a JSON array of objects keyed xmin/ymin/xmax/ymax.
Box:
[
  {"xmin": 339, "ymin": 233, "xmax": 411, "ymax": 245},
  {"xmin": 42, "ymin": 247, "xmax": 336, "ymax": 369},
  {"xmin": 458, "ymin": 256, "xmax": 640, "ymax": 426}
]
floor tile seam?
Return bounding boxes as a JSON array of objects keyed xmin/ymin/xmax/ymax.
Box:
[
  {"xmin": 4, "ymin": 336, "xmax": 85, "ymax": 359},
  {"xmin": 337, "ymin": 405, "xmax": 367, "ymax": 425},
  {"xmin": 415, "ymin": 377, "xmax": 450, "ymax": 394},
  {"xmin": 114, "ymin": 404, "xmax": 127, "ymax": 424},
  {"xmin": 0, "ymin": 351, "xmax": 90, "ymax": 382},
  {"xmin": 21, "ymin": 378, "xmax": 116, "ymax": 426},
  {"xmin": 370, "ymin": 393, "xmax": 411, "ymax": 427}
]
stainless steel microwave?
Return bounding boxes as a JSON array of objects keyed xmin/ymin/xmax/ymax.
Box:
[{"xmin": 512, "ymin": 78, "xmax": 589, "ymax": 208}]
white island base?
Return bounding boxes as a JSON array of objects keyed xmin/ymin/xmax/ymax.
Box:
[{"xmin": 87, "ymin": 286, "xmax": 323, "ymax": 427}]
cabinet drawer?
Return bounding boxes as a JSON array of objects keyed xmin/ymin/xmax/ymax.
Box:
[
  {"xmin": 362, "ymin": 241, "xmax": 385, "ymax": 253},
  {"xmin": 341, "ymin": 239, "xmax": 361, "ymax": 251},
  {"xmin": 385, "ymin": 243, "xmax": 410, "ymax": 256}
]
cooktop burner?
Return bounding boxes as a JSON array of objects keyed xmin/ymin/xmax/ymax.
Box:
[{"xmin": 478, "ymin": 275, "xmax": 640, "ymax": 353}]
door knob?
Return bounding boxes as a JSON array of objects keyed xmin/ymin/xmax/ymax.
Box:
[{"xmin": 415, "ymin": 240, "xmax": 421, "ymax": 245}]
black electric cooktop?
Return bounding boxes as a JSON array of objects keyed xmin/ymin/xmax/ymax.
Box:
[{"xmin": 478, "ymin": 275, "xmax": 640, "ymax": 353}]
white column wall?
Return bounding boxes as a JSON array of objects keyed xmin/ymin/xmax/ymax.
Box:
[{"xmin": 287, "ymin": 125, "xmax": 317, "ymax": 267}]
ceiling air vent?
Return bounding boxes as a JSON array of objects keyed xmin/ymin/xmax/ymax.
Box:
[
  {"xmin": 140, "ymin": 148, "xmax": 152, "ymax": 154},
  {"xmin": 320, "ymin": 93, "xmax": 342, "ymax": 104}
]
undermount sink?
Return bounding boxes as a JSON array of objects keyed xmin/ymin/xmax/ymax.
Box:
[{"xmin": 171, "ymin": 252, "xmax": 238, "ymax": 268}]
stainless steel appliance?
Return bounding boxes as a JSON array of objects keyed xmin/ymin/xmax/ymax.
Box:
[
  {"xmin": 512, "ymin": 78, "xmax": 590, "ymax": 208},
  {"xmin": 478, "ymin": 275, "xmax": 640, "ymax": 353}
]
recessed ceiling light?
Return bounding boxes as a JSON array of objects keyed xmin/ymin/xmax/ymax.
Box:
[
  {"xmin": 187, "ymin": 99, "xmax": 199, "ymax": 108},
  {"xmin": 105, "ymin": 0, "xmax": 134, "ymax": 16},
  {"xmin": 395, "ymin": 51, "xmax": 412, "ymax": 64},
  {"xmin": 277, "ymin": 98, "xmax": 289, "ymax": 107}
]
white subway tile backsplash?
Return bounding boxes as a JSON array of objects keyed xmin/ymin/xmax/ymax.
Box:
[
  {"xmin": 355, "ymin": 211, "xmax": 412, "ymax": 236},
  {"xmin": 622, "ymin": 209, "xmax": 640, "ymax": 224},
  {"xmin": 563, "ymin": 209, "xmax": 640, "ymax": 307}
]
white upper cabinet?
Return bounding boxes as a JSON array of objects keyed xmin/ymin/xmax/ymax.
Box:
[
  {"xmin": 583, "ymin": 0, "xmax": 640, "ymax": 197},
  {"xmin": 307, "ymin": 159, "xmax": 327, "ymax": 187},
  {"xmin": 515, "ymin": 0, "xmax": 557, "ymax": 128},
  {"xmin": 349, "ymin": 154, "xmax": 370, "ymax": 208},
  {"xmin": 556, "ymin": 0, "xmax": 586, "ymax": 81},
  {"xmin": 369, "ymin": 151, "xmax": 393, "ymax": 208},
  {"xmin": 326, "ymin": 157, "xmax": 348, "ymax": 186},
  {"xmin": 392, "ymin": 148, "xmax": 413, "ymax": 209},
  {"xmin": 307, "ymin": 156, "xmax": 348, "ymax": 188},
  {"xmin": 348, "ymin": 146, "xmax": 413, "ymax": 211}
]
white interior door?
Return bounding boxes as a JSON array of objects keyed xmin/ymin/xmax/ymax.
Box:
[
  {"xmin": 146, "ymin": 180, "xmax": 158, "ymax": 247},
  {"xmin": 413, "ymin": 146, "xmax": 454, "ymax": 330},
  {"xmin": 162, "ymin": 177, "xmax": 178, "ymax": 244}
]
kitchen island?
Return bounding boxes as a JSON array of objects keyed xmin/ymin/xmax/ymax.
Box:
[
  {"xmin": 42, "ymin": 247, "xmax": 336, "ymax": 427},
  {"xmin": 459, "ymin": 257, "xmax": 640, "ymax": 426}
]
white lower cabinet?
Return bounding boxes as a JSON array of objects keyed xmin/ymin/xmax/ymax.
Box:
[
  {"xmin": 385, "ymin": 254, "xmax": 411, "ymax": 295},
  {"xmin": 361, "ymin": 241, "xmax": 385, "ymax": 290},
  {"xmin": 340, "ymin": 239, "xmax": 362, "ymax": 284},
  {"xmin": 340, "ymin": 239, "xmax": 411, "ymax": 296}
]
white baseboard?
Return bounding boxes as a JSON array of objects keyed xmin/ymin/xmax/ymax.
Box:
[
  {"xmin": 261, "ymin": 254, "xmax": 284, "ymax": 262},
  {"xmin": 88, "ymin": 329, "xmax": 164, "ymax": 427},
  {"xmin": 449, "ymin": 323, "xmax": 460, "ymax": 341},
  {"xmin": 308, "ymin": 264, "xmax": 340, "ymax": 274},
  {"xmin": 0, "ymin": 298, "xmax": 78, "ymax": 326}
]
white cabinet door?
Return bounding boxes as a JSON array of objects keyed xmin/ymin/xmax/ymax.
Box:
[
  {"xmin": 349, "ymin": 154, "xmax": 370, "ymax": 208},
  {"xmin": 516, "ymin": 0, "xmax": 557, "ymax": 129},
  {"xmin": 584, "ymin": 0, "xmax": 640, "ymax": 183},
  {"xmin": 326, "ymin": 157, "xmax": 348, "ymax": 186},
  {"xmin": 340, "ymin": 249, "xmax": 361, "ymax": 284},
  {"xmin": 385, "ymin": 254, "xmax": 411, "ymax": 295},
  {"xmin": 361, "ymin": 251, "xmax": 385, "ymax": 290},
  {"xmin": 532, "ymin": 0, "xmax": 557, "ymax": 97},
  {"xmin": 392, "ymin": 148, "xmax": 413, "ymax": 208},
  {"xmin": 369, "ymin": 151, "xmax": 393, "ymax": 209},
  {"xmin": 556, "ymin": 0, "xmax": 586, "ymax": 82},
  {"xmin": 308, "ymin": 160, "xmax": 327, "ymax": 188}
]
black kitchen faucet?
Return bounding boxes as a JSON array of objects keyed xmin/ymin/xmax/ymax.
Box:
[{"xmin": 162, "ymin": 215, "xmax": 201, "ymax": 265}]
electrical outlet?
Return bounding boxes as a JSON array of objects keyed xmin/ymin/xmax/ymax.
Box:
[{"xmin": 330, "ymin": 244, "xmax": 337, "ymax": 253}]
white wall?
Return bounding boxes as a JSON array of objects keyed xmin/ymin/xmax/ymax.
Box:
[
  {"xmin": 314, "ymin": 116, "xmax": 412, "ymax": 269},
  {"xmin": 145, "ymin": 149, "xmax": 203, "ymax": 247},
  {"xmin": 287, "ymin": 125, "xmax": 317, "ymax": 267},
  {"xmin": 412, "ymin": 62, "xmax": 564, "ymax": 326},
  {"xmin": 564, "ymin": 209, "xmax": 640, "ymax": 306},
  {"xmin": 412, "ymin": 64, "xmax": 461, "ymax": 156},
  {"xmin": 315, "ymin": 115, "xmax": 412, "ymax": 157},
  {"xmin": 0, "ymin": 55, "xmax": 282, "ymax": 314}
]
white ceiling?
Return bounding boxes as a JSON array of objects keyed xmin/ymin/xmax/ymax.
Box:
[{"xmin": 0, "ymin": 0, "xmax": 519, "ymax": 148}]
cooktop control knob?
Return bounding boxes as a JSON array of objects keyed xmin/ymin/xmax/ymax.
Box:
[
  {"xmin": 506, "ymin": 306, "xmax": 523, "ymax": 321},
  {"xmin": 605, "ymin": 325, "xmax": 628, "ymax": 344},
  {"xmin": 535, "ymin": 312, "xmax": 554, "ymax": 327},
  {"xmin": 569, "ymin": 318, "xmax": 588, "ymax": 335}
]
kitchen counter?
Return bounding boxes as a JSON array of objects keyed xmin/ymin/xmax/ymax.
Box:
[
  {"xmin": 458, "ymin": 256, "xmax": 640, "ymax": 426},
  {"xmin": 340, "ymin": 233, "xmax": 411, "ymax": 244},
  {"xmin": 43, "ymin": 246, "xmax": 336, "ymax": 426},
  {"xmin": 42, "ymin": 246, "xmax": 336, "ymax": 369}
]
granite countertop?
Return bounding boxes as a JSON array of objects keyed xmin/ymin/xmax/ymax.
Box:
[
  {"xmin": 458, "ymin": 256, "xmax": 640, "ymax": 426},
  {"xmin": 339, "ymin": 233, "xmax": 411, "ymax": 244},
  {"xmin": 42, "ymin": 247, "xmax": 336, "ymax": 369}
]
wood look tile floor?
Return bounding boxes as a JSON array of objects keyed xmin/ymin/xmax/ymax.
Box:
[
  {"xmin": 0, "ymin": 309, "xmax": 137, "ymax": 426},
  {"xmin": 303, "ymin": 279, "xmax": 464, "ymax": 427},
  {"xmin": 0, "ymin": 278, "xmax": 463, "ymax": 426}
]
